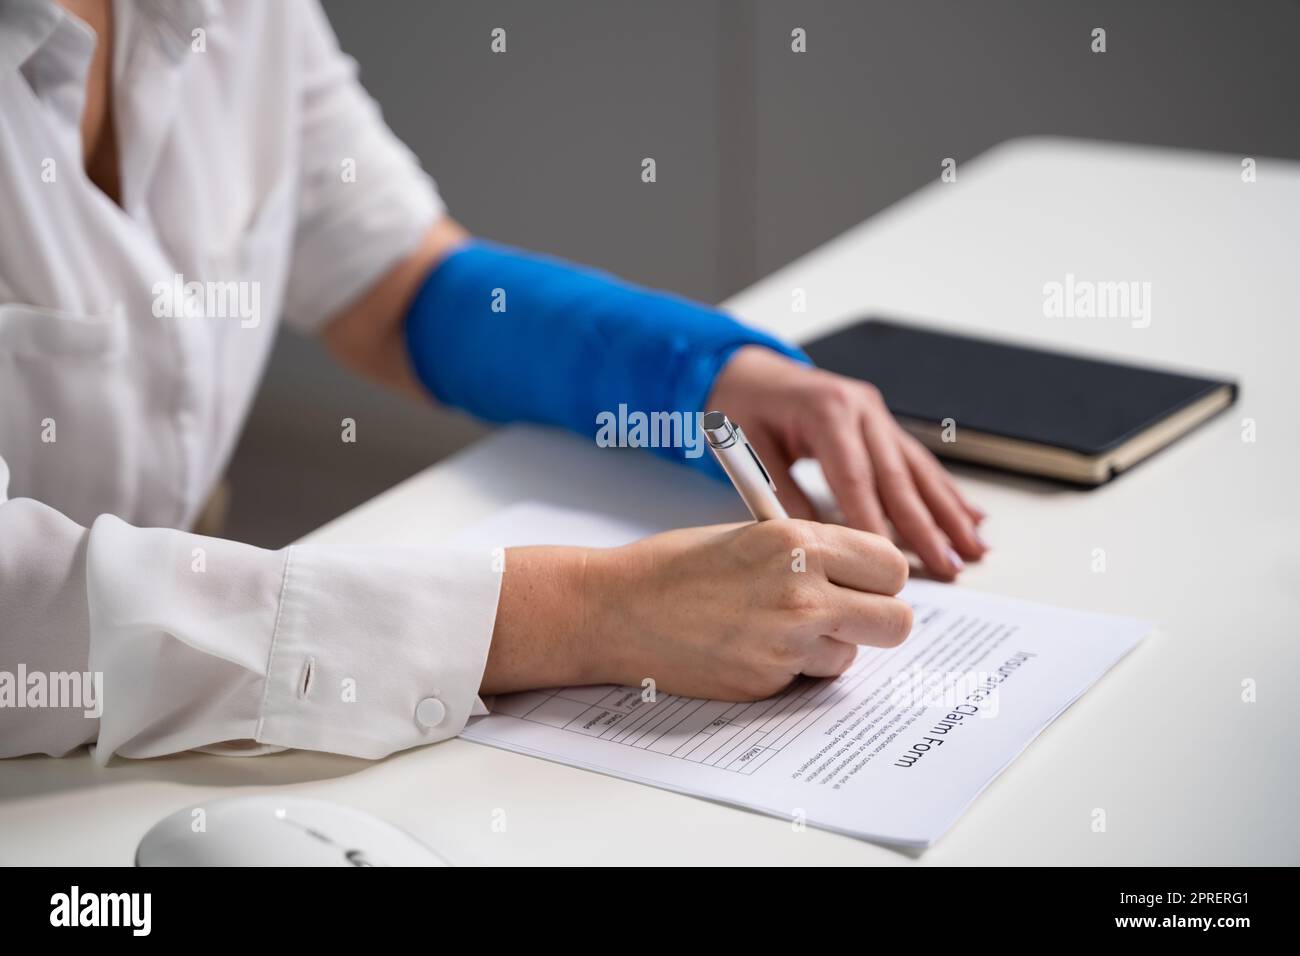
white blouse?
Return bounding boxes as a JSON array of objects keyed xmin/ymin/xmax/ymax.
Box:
[{"xmin": 0, "ymin": 0, "xmax": 500, "ymax": 762}]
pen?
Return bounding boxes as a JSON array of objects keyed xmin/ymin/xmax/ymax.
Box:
[{"xmin": 702, "ymin": 411, "xmax": 788, "ymax": 521}]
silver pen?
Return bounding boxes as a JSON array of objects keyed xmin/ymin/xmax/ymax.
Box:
[{"xmin": 702, "ymin": 411, "xmax": 788, "ymax": 521}]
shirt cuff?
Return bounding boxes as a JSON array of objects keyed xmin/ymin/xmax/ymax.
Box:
[{"xmin": 254, "ymin": 542, "xmax": 501, "ymax": 758}]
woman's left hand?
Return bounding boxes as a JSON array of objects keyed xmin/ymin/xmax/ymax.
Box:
[{"xmin": 706, "ymin": 345, "xmax": 988, "ymax": 581}]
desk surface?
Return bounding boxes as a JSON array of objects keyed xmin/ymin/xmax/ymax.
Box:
[{"xmin": 3, "ymin": 138, "xmax": 1298, "ymax": 866}]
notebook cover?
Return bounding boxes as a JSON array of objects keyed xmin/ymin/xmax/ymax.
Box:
[{"xmin": 801, "ymin": 319, "xmax": 1237, "ymax": 457}]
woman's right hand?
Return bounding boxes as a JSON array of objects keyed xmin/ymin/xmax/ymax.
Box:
[{"xmin": 482, "ymin": 520, "xmax": 913, "ymax": 701}]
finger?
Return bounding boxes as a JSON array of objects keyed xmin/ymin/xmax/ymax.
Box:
[
  {"xmin": 808, "ymin": 523, "xmax": 909, "ymax": 595},
  {"xmin": 860, "ymin": 402, "xmax": 964, "ymax": 580},
  {"xmin": 805, "ymin": 591, "xmax": 915, "ymax": 648},
  {"xmin": 745, "ymin": 431, "xmax": 816, "ymax": 521},
  {"xmin": 958, "ymin": 487, "xmax": 988, "ymax": 525},
  {"xmin": 902, "ymin": 432, "xmax": 987, "ymax": 525},
  {"xmin": 951, "ymin": 482, "xmax": 987, "ymax": 525},
  {"xmin": 901, "ymin": 436, "xmax": 986, "ymax": 560},
  {"xmin": 807, "ymin": 412, "xmax": 890, "ymax": 537},
  {"xmin": 801, "ymin": 636, "xmax": 859, "ymax": 678}
]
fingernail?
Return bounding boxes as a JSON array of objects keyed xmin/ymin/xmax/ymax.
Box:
[
  {"xmin": 946, "ymin": 547, "xmax": 965, "ymax": 572},
  {"xmin": 976, "ymin": 532, "xmax": 992, "ymax": 550},
  {"xmin": 972, "ymin": 506, "xmax": 988, "ymax": 522}
]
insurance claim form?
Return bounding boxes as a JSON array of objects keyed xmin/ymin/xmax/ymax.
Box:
[{"xmin": 453, "ymin": 503, "xmax": 1149, "ymax": 847}]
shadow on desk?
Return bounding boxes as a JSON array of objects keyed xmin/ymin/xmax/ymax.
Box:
[{"xmin": 0, "ymin": 748, "xmax": 372, "ymax": 803}]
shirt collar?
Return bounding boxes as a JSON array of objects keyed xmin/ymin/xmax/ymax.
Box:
[
  {"xmin": 0, "ymin": 0, "xmax": 64, "ymax": 73},
  {"xmin": 0, "ymin": 0, "xmax": 222, "ymax": 72}
]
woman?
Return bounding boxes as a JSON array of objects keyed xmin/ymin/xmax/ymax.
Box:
[{"xmin": 0, "ymin": 0, "xmax": 985, "ymax": 762}]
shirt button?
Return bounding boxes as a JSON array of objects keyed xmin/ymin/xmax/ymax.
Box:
[{"xmin": 415, "ymin": 697, "xmax": 447, "ymax": 729}]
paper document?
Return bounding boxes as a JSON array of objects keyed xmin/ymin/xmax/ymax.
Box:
[{"xmin": 454, "ymin": 503, "xmax": 1148, "ymax": 847}]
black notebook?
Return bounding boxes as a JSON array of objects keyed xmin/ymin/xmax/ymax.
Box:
[{"xmin": 802, "ymin": 319, "xmax": 1238, "ymax": 486}]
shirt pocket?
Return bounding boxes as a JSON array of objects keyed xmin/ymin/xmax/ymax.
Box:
[
  {"xmin": 0, "ymin": 301, "xmax": 127, "ymax": 360},
  {"xmin": 0, "ymin": 302, "xmax": 137, "ymax": 523}
]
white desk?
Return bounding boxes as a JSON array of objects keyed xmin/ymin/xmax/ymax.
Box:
[{"xmin": 3, "ymin": 137, "xmax": 1298, "ymax": 865}]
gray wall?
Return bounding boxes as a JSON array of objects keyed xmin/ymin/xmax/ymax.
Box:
[
  {"xmin": 225, "ymin": 0, "xmax": 1300, "ymax": 546},
  {"xmin": 749, "ymin": 0, "xmax": 1300, "ymax": 279}
]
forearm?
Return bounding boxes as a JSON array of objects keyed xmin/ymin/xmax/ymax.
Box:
[
  {"xmin": 319, "ymin": 218, "xmax": 469, "ymax": 399},
  {"xmin": 322, "ymin": 220, "xmax": 808, "ymax": 471},
  {"xmin": 0, "ymin": 479, "xmax": 500, "ymax": 762},
  {"xmin": 401, "ymin": 239, "xmax": 808, "ymax": 468}
]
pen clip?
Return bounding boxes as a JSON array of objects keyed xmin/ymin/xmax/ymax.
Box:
[{"xmin": 735, "ymin": 427, "xmax": 777, "ymax": 494}]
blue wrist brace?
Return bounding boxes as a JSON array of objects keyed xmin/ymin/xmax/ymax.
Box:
[{"xmin": 403, "ymin": 240, "xmax": 809, "ymax": 472}]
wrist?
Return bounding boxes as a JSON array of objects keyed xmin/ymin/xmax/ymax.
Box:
[
  {"xmin": 482, "ymin": 545, "xmax": 604, "ymax": 694},
  {"xmin": 706, "ymin": 344, "xmax": 807, "ymax": 415},
  {"xmin": 573, "ymin": 544, "xmax": 637, "ymax": 686}
]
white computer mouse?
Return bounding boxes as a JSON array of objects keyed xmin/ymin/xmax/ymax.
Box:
[{"xmin": 136, "ymin": 795, "xmax": 449, "ymax": 867}]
